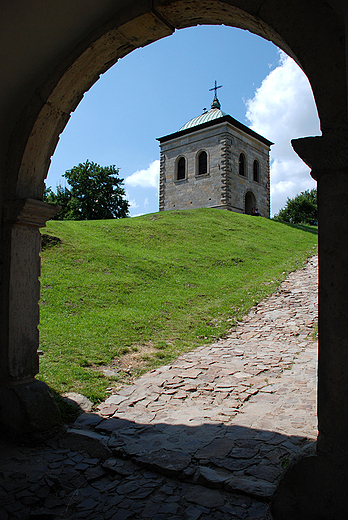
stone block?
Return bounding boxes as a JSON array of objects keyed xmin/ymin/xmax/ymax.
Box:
[
  {"xmin": 271, "ymin": 452, "xmax": 348, "ymax": 519},
  {"xmin": 0, "ymin": 379, "xmax": 61, "ymax": 438},
  {"xmin": 60, "ymin": 428, "xmax": 112, "ymax": 460}
]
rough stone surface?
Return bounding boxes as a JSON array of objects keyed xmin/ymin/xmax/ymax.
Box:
[
  {"xmin": 60, "ymin": 429, "xmax": 112, "ymax": 460},
  {"xmin": 270, "ymin": 450, "xmax": 348, "ymax": 520},
  {"xmin": 158, "ymin": 119, "xmax": 271, "ymax": 216},
  {"xmin": 63, "ymin": 392, "xmax": 93, "ymax": 412},
  {"xmin": 0, "ymin": 380, "xmax": 61, "ymax": 436},
  {"xmin": 0, "ymin": 256, "xmax": 318, "ymax": 519}
]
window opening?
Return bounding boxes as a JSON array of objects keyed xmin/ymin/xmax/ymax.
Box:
[
  {"xmin": 239, "ymin": 153, "xmax": 246, "ymax": 176},
  {"xmin": 177, "ymin": 157, "xmax": 186, "ymax": 180},
  {"xmin": 253, "ymin": 160, "xmax": 260, "ymax": 182},
  {"xmin": 198, "ymin": 151, "xmax": 208, "ymax": 175}
]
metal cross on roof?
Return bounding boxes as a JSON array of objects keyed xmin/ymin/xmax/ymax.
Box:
[{"xmin": 209, "ymin": 80, "xmax": 223, "ymax": 98}]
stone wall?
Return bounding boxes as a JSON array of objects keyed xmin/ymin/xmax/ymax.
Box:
[{"xmin": 159, "ymin": 121, "xmax": 270, "ymax": 217}]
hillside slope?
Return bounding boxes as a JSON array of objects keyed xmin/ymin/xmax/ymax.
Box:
[{"xmin": 39, "ymin": 208, "xmax": 317, "ymax": 402}]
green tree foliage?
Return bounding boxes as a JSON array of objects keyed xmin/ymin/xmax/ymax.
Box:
[
  {"xmin": 274, "ymin": 189, "xmax": 317, "ymax": 225},
  {"xmin": 44, "ymin": 160, "xmax": 129, "ymax": 220}
]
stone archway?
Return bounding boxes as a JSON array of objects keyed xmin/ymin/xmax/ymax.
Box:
[
  {"xmin": 1, "ymin": 2, "xmax": 348, "ymax": 517},
  {"xmin": 245, "ymin": 191, "xmax": 256, "ymax": 215},
  {"xmin": 6, "ymin": 2, "xmax": 346, "ymax": 203}
]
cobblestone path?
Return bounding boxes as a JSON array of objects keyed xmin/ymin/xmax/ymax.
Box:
[{"xmin": 0, "ymin": 256, "xmax": 318, "ymax": 520}]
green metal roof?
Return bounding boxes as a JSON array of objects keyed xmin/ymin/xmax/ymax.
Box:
[
  {"xmin": 179, "ymin": 107, "xmax": 227, "ymax": 131},
  {"xmin": 179, "ymin": 96, "xmax": 227, "ymax": 131},
  {"xmin": 157, "ymin": 93, "xmax": 273, "ymax": 148}
]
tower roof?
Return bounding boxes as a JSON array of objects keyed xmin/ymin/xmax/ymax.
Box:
[
  {"xmin": 179, "ymin": 104, "xmax": 227, "ymax": 131},
  {"xmin": 157, "ymin": 84, "xmax": 273, "ymax": 148},
  {"xmin": 179, "ymin": 87, "xmax": 227, "ymax": 131}
]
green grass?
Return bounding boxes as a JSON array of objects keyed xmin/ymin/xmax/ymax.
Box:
[{"xmin": 38, "ymin": 208, "xmax": 317, "ymax": 403}]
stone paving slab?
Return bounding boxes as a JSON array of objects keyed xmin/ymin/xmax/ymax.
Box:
[
  {"xmin": 0, "ymin": 256, "xmax": 318, "ymax": 519},
  {"xmin": 0, "ymin": 439, "xmax": 271, "ymax": 520}
]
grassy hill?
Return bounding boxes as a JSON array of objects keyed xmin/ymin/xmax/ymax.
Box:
[{"xmin": 39, "ymin": 208, "xmax": 317, "ymax": 403}]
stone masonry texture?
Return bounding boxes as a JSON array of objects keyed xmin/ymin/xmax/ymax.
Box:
[
  {"xmin": 0, "ymin": 256, "xmax": 317, "ymax": 519},
  {"xmin": 159, "ymin": 121, "xmax": 271, "ymax": 217}
]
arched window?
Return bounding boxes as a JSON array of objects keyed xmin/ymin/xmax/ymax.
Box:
[
  {"xmin": 239, "ymin": 153, "xmax": 246, "ymax": 176},
  {"xmin": 253, "ymin": 160, "xmax": 260, "ymax": 182},
  {"xmin": 198, "ymin": 151, "xmax": 208, "ymax": 175},
  {"xmin": 177, "ymin": 157, "xmax": 186, "ymax": 180}
]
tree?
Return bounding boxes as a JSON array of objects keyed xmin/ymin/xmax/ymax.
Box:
[
  {"xmin": 44, "ymin": 160, "xmax": 129, "ymax": 220},
  {"xmin": 274, "ymin": 188, "xmax": 317, "ymax": 225}
]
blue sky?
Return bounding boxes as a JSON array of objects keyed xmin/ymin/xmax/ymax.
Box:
[{"xmin": 46, "ymin": 25, "xmax": 320, "ymax": 217}]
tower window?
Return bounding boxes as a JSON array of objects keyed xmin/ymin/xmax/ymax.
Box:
[
  {"xmin": 198, "ymin": 151, "xmax": 208, "ymax": 175},
  {"xmin": 239, "ymin": 153, "xmax": 246, "ymax": 176},
  {"xmin": 177, "ymin": 157, "xmax": 186, "ymax": 180},
  {"xmin": 253, "ymin": 160, "xmax": 260, "ymax": 182}
]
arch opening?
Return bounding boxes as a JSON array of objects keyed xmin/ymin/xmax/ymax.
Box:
[
  {"xmin": 245, "ymin": 191, "xmax": 256, "ymax": 215},
  {"xmin": 253, "ymin": 159, "xmax": 260, "ymax": 183},
  {"xmin": 198, "ymin": 151, "xmax": 208, "ymax": 176},
  {"xmin": 239, "ymin": 152, "xmax": 246, "ymax": 177},
  {"xmin": 177, "ymin": 156, "xmax": 186, "ymax": 180},
  {"xmin": 38, "ymin": 24, "xmax": 298, "ymax": 404},
  {"xmin": 25, "ymin": 12, "xmax": 321, "ymax": 399}
]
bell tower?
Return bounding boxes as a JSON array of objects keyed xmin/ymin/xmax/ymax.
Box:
[{"xmin": 157, "ymin": 83, "xmax": 272, "ymax": 217}]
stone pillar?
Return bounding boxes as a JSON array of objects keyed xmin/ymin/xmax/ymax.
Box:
[
  {"xmin": 316, "ymin": 172, "xmax": 348, "ymax": 456},
  {"xmin": 0, "ymin": 199, "xmax": 61, "ymax": 438},
  {"xmin": 271, "ymin": 133, "xmax": 348, "ymax": 519}
]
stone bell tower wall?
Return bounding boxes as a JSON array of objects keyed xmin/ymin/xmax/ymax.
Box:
[{"xmin": 159, "ymin": 120, "xmax": 271, "ymax": 217}]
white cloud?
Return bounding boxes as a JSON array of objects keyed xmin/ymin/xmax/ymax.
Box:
[
  {"xmin": 127, "ymin": 198, "xmax": 139, "ymax": 209},
  {"xmin": 125, "ymin": 160, "xmax": 160, "ymax": 188},
  {"xmin": 245, "ymin": 51, "xmax": 320, "ymax": 216},
  {"xmin": 144, "ymin": 197, "xmax": 149, "ymax": 209}
]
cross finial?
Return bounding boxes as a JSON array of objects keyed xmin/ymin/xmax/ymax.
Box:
[{"xmin": 209, "ymin": 80, "xmax": 223, "ymax": 98}]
